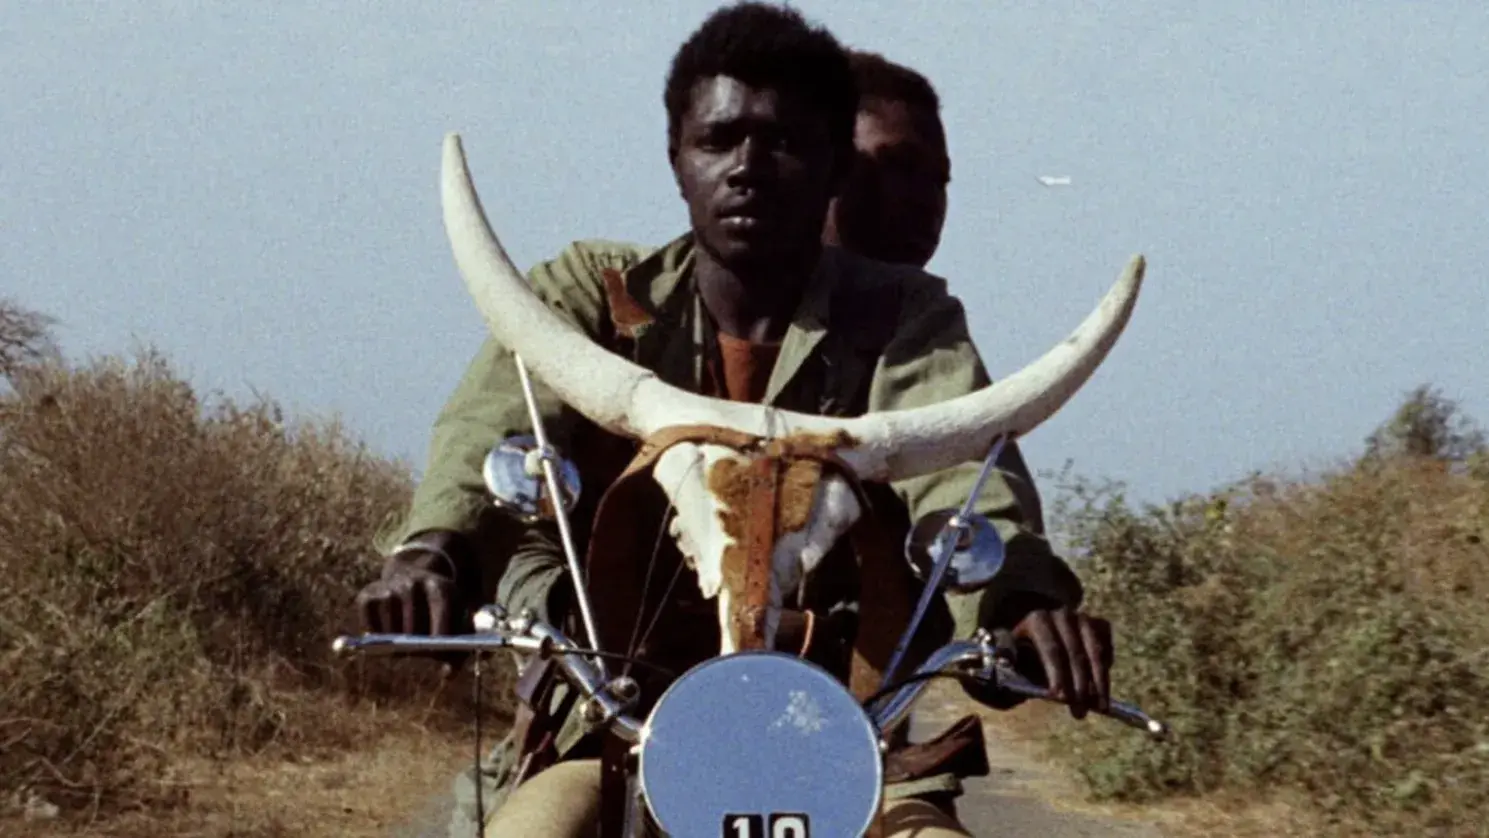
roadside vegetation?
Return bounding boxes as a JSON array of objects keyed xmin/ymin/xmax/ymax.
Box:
[
  {"xmin": 4, "ymin": 295, "xmax": 1483, "ymax": 835},
  {"xmin": 1041, "ymin": 385, "xmax": 1489, "ymax": 836},
  {"xmin": 0, "ymin": 298, "xmax": 510, "ymax": 832}
]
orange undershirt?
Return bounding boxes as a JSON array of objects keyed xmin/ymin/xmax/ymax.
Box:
[{"xmin": 712, "ymin": 331, "xmax": 781, "ymax": 404}]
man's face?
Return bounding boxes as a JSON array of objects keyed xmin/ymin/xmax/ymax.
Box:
[
  {"xmin": 823, "ymin": 97, "xmax": 950, "ymax": 268},
  {"xmin": 672, "ymin": 76, "xmax": 844, "ymax": 273}
]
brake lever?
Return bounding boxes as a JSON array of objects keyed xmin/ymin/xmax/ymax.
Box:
[{"xmin": 972, "ymin": 629, "xmax": 1169, "ymax": 739}]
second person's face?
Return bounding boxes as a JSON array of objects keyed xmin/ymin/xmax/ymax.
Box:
[{"xmin": 825, "ymin": 98, "xmax": 950, "ymax": 268}]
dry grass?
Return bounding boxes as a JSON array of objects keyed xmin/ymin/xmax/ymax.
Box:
[
  {"xmin": 0, "ymin": 300, "xmax": 515, "ymax": 830},
  {"xmin": 14, "ymin": 720, "xmax": 472, "ymax": 838}
]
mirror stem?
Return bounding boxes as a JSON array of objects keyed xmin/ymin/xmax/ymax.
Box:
[
  {"xmin": 877, "ymin": 434, "xmax": 1011, "ymax": 692},
  {"xmin": 514, "ymin": 353, "xmax": 607, "ymax": 673}
]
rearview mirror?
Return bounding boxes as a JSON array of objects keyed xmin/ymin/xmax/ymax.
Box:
[
  {"xmin": 481, "ymin": 435, "xmax": 581, "ymax": 522},
  {"xmin": 903, "ymin": 509, "xmax": 1006, "ymax": 594}
]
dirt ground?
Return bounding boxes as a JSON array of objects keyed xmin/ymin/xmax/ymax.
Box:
[{"xmin": 7, "ymin": 685, "xmax": 1333, "ymax": 838}]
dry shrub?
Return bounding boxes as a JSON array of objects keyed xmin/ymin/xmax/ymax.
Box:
[
  {"xmin": 1042, "ymin": 453, "xmax": 1489, "ymax": 835},
  {"xmin": 0, "ymin": 298, "xmax": 60, "ymax": 381},
  {"xmin": 0, "ymin": 344, "xmax": 511, "ymax": 818}
]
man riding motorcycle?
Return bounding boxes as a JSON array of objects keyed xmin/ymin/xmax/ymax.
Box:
[{"xmin": 357, "ymin": 3, "xmax": 1115, "ymax": 835}]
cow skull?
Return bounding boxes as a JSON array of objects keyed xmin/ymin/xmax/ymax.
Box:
[
  {"xmin": 653, "ymin": 442, "xmax": 863, "ymax": 654},
  {"xmin": 443, "ymin": 133, "xmax": 1145, "ymax": 656}
]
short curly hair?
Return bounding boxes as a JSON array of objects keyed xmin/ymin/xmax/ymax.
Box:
[
  {"xmin": 847, "ymin": 49, "xmax": 941, "ymax": 116},
  {"xmin": 846, "ymin": 49, "xmax": 947, "ymax": 153},
  {"xmin": 663, "ymin": 2, "xmax": 857, "ymax": 161}
]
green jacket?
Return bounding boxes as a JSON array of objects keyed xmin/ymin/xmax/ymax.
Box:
[
  {"xmin": 408, "ymin": 233, "xmax": 1085, "ymax": 833},
  {"xmin": 400, "ymin": 232, "xmax": 1081, "ymax": 634}
]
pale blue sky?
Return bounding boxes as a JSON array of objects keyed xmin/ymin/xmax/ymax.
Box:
[{"xmin": 4, "ymin": 2, "xmax": 1486, "ymax": 505}]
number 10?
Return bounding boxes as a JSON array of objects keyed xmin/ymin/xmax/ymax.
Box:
[{"xmin": 723, "ymin": 812, "xmax": 811, "ymax": 838}]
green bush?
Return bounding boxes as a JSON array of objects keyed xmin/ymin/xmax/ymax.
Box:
[{"xmin": 1041, "ymin": 388, "xmax": 1489, "ymax": 834}]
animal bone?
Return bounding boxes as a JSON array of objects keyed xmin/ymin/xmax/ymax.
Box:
[
  {"xmin": 654, "ymin": 442, "xmax": 862, "ymax": 653},
  {"xmin": 438, "ymin": 132, "xmax": 1144, "ymax": 654}
]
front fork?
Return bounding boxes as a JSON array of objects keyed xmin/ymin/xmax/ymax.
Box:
[
  {"xmin": 622, "ymin": 761, "xmax": 646, "ymax": 837},
  {"xmin": 598, "ymin": 732, "xmax": 648, "ymax": 838}
]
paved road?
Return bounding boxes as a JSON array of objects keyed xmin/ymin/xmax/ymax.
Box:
[
  {"xmin": 394, "ymin": 689, "xmax": 1165, "ymax": 838},
  {"xmin": 914, "ymin": 691, "xmax": 1163, "ymax": 838}
]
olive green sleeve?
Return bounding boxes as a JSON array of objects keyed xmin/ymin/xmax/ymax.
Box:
[
  {"xmin": 393, "ymin": 239, "xmax": 642, "ymax": 616},
  {"xmin": 864, "ymin": 280, "xmax": 1084, "ymax": 639}
]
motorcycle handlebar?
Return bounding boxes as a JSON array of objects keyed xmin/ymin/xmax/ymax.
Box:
[
  {"xmin": 988, "ymin": 658, "xmax": 1168, "ymax": 737},
  {"xmin": 863, "ymin": 630, "xmax": 1168, "ymax": 740},
  {"xmin": 332, "ymin": 606, "xmax": 645, "ymax": 742},
  {"xmin": 330, "ymin": 605, "xmax": 1168, "ymax": 744}
]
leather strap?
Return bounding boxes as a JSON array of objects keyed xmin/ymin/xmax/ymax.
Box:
[
  {"xmin": 882, "ymin": 713, "xmax": 990, "ymax": 785},
  {"xmin": 736, "ymin": 454, "xmax": 784, "ymax": 649}
]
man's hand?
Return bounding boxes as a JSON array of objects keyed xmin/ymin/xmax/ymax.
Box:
[
  {"xmin": 354, "ymin": 532, "xmax": 470, "ymax": 637},
  {"xmin": 355, "ymin": 554, "xmax": 461, "ymax": 636},
  {"xmin": 1011, "ymin": 606, "xmax": 1114, "ymax": 720}
]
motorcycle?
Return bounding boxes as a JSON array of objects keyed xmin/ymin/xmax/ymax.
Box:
[
  {"xmin": 333, "ymin": 132, "xmax": 1164, "ymax": 836},
  {"xmin": 333, "ymin": 429, "xmax": 1168, "ymax": 837}
]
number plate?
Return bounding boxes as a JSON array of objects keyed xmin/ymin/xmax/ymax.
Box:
[{"xmin": 723, "ymin": 812, "xmax": 810, "ymax": 837}]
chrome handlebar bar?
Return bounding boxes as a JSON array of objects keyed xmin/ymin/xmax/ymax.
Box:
[
  {"xmin": 332, "ymin": 605, "xmax": 644, "ymax": 742},
  {"xmin": 331, "ymin": 605, "xmax": 1169, "ymax": 744}
]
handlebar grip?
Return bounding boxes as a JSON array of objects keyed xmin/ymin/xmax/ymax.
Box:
[{"xmin": 989, "ymin": 661, "xmax": 1168, "ymax": 739}]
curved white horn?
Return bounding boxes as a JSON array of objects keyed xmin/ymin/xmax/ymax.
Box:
[
  {"xmin": 440, "ymin": 133, "xmax": 1143, "ymax": 482},
  {"xmin": 827, "ymin": 254, "xmax": 1142, "ymax": 481},
  {"xmin": 441, "ymin": 133, "xmax": 691, "ymax": 437}
]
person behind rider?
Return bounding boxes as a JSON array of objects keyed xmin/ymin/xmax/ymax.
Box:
[
  {"xmin": 825, "ymin": 48, "xmax": 1054, "ymax": 538},
  {"xmin": 824, "ymin": 48, "xmax": 950, "ymax": 272},
  {"xmin": 357, "ymin": 3, "xmax": 1115, "ymax": 836}
]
